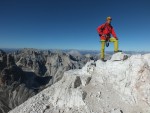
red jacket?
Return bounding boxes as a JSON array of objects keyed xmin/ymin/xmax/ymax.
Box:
[{"xmin": 97, "ymin": 23, "xmax": 117, "ymax": 40}]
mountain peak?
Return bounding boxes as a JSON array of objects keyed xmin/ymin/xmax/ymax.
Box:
[{"xmin": 9, "ymin": 53, "xmax": 150, "ymax": 113}]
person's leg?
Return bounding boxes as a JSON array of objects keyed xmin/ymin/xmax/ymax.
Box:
[
  {"xmin": 109, "ymin": 37, "xmax": 118, "ymax": 52},
  {"xmin": 101, "ymin": 40, "xmax": 106, "ymax": 59}
]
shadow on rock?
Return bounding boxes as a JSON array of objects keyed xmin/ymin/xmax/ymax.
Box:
[{"xmin": 23, "ymin": 71, "xmax": 52, "ymax": 89}]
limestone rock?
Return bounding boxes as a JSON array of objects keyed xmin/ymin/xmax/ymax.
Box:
[
  {"xmin": 111, "ymin": 52, "xmax": 129, "ymax": 61},
  {"xmin": 9, "ymin": 53, "xmax": 150, "ymax": 113}
]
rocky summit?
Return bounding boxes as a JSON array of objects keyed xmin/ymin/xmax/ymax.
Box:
[
  {"xmin": 0, "ymin": 49, "xmax": 95, "ymax": 113},
  {"xmin": 9, "ymin": 52, "xmax": 150, "ymax": 113}
]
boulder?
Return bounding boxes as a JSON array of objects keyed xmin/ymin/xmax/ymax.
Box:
[{"xmin": 111, "ymin": 52, "xmax": 129, "ymax": 61}]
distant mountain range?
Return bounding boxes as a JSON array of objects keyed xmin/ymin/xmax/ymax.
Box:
[
  {"xmin": 0, "ymin": 48, "xmax": 96, "ymax": 113},
  {"xmin": 1, "ymin": 48, "xmax": 150, "ymax": 55}
]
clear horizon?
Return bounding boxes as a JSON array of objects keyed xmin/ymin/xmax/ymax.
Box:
[
  {"xmin": 1, "ymin": 47, "xmax": 150, "ymax": 53},
  {"xmin": 0, "ymin": 0, "xmax": 150, "ymax": 51}
]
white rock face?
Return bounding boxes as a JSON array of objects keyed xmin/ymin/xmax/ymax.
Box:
[
  {"xmin": 110, "ymin": 52, "xmax": 129, "ymax": 61},
  {"xmin": 9, "ymin": 53, "xmax": 150, "ymax": 113}
]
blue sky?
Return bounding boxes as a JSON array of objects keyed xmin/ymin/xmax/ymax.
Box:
[{"xmin": 0, "ymin": 0, "xmax": 150, "ymax": 51}]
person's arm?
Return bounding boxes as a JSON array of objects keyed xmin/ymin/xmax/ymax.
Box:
[
  {"xmin": 97, "ymin": 24, "xmax": 105, "ymax": 36},
  {"xmin": 111, "ymin": 27, "xmax": 118, "ymax": 39}
]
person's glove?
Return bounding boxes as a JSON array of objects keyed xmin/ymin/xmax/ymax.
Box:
[
  {"xmin": 115, "ymin": 37, "xmax": 118, "ymax": 40},
  {"xmin": 99, "ymin": 34, "xmax": 105, "ymax": 37}
]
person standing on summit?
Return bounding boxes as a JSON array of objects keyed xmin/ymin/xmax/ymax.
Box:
[{"xmin": 97, "ymin": 17, "xmax": 122, "ymax": 61}]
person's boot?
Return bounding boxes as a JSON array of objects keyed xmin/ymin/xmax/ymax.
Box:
[
  {"xmin": 114, "ymin": 50, "xmax": 122, "ymax": 53},
  {"xmin": 101, "ymin": 58, "xmax": 106, "ymax": 62}
]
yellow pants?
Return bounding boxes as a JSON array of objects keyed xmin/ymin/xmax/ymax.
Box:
[{"xmin": 101, "ymin": 37, "xmax": 119, "ymax": 59}]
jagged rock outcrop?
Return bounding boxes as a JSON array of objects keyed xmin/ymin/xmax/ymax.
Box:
[
  {"xmin": 9, "ymin": 53, "xmax": 150, "ymax": 113},
  {"xmin": 0, "ymin": 83, "xmax": 36, "ymax": 113},
  {"xmin": 45, "ymin": 52, "xmax": 90, "ymax": 83},
  {"xmin": 0, "ymin": 50, "xmax": 7, "ymax": 73},
  {"xmin": 67, "ymin": 50, "xmax": 82, "ymax": 57},
  {"xmin": 15, "ymin": 49, "xmax": 93, "ymax": 83},
  {"xmin": 0, "ymin": 50, "xmax": 15, "ymax": 72},
  {"xmin": 0, "ymin": 50, "xmax": 46, "ymax": 113},
  {"xmin": 15, "ymin": 49, "xmax": 47, "ymax": 76}
]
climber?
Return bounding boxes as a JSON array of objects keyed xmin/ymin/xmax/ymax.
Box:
[{"xmin": 97, "ymin": 16, "xmax": 122, "ymax": 61}]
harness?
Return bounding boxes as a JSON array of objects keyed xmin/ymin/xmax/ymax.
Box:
[{"xmin": 100, "ymin": 24, "xmax": 112, "ymax": 47}]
